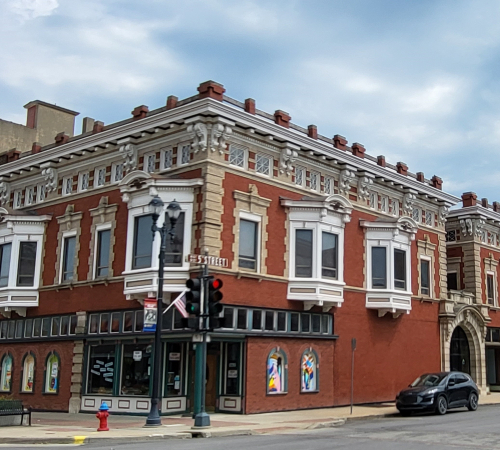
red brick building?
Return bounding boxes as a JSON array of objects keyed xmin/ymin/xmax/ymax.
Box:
[{"xmin": 0, "ymin": 81, "xmax": 459, "ymax": 414}]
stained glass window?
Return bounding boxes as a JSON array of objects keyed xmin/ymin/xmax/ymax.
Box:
[
  {"xmin": 301, "ymin": 351, "xmax": 317, "ymax": 392},
  {"xmin": 45, "ymin": 353, "xmax": 59, "ymax": 394},
  {"xmin": 22, "ymin": 354, "xmax": 35, "ymax": 393},
  {"xmin": 267, "ymin": 349, "xmax": 286, "ymax": 394},
  {"xmin": 0, "ymin": 354, "xmax": 12, "ymax": 392}
]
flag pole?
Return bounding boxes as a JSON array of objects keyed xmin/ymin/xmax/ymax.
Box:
[{"xmin": 163, "ymin": 290, "xmax": 187, "ymax": 314}]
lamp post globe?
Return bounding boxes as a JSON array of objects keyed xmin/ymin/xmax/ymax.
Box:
[
  {"xmin": 148, "ymin": 195, "xmax": 164, "ymax": 223},
  {"xmin": 166, "ymin": 199, "xmax": 181, "ymax": 222}
]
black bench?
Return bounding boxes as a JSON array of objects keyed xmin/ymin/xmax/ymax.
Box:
[{"xmin": 0, "ymin": 400, "xmax": 31, "ymax": 426}]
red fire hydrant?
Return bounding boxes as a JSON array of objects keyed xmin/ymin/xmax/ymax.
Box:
[{"xmin": 96, "ymin": 402, "xmax": 110, "ymax": 431}]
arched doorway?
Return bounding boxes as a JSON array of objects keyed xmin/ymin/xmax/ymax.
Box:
[{"xmin": 450, "ymin": 326, "xmax": 470, "ymax": 374}]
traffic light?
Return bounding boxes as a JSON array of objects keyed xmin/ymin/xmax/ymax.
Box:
[
  {"xmin": 185, "ymin": 277, "xmax": 202, "ymax": 316},
  {"xmin": 208, "ymin": 277, "xmax": 223, "ymax": 317}
]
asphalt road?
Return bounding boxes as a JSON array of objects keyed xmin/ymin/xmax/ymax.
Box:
[{"xmin": 5, "ymin": 404, "xmax": 500, "ymax": 450}]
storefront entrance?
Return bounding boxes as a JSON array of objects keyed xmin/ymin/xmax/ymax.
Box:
[{"xmin": 450, "ymin": 326, "xmax": 470, "ymax": 374}]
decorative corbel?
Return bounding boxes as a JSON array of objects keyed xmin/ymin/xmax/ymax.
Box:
[
  {"xmin": 437, "ymin": 205, "xmax": 449, "ymax": 226},
  {"xmin": 119, "ymin": 142, "xmax": 138, "ymax": 173},
  {"xmin": 357, "ymin": 174, "xmax": 373, "ymax": 201},
  {"xmin": 474, "ymin": 218, "xmax": 485, "ymax": 238},
  {"xmin": 0, "ymin": 179, "xmax": 10, "ymax": 207},
  {"xmin": 279, "ymin": 146, "xmax": 298, "ymax": 176},
  {"xmin": 210, "ymin": 123, "xmax": 232, "ymax": 154},
  {"xmin": 460, "ymin": 218, "xmax": 473, "ymax": 236},
  {"xmin": 338, "ymin": 169, "xmax": 355, "ymax": 196},
  {"xmin": 187, "ymin": 122, "xmax": 208, "ymax": 153},
  {"xmin": 402, "ymin": 192, "xmax": 416, "ymax": 216}
]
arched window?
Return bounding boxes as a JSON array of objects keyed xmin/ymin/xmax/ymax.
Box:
[
  {"xmin": 21, "ymin": 353, "xmax": 35, "ymax": 393},
  {"xmin": 301, "ymin": 349, "xmax": 319, "ymax": 392},
  {"xmin": 267, "ymin": 348, "xmax": 287, "ymax": 394},
  {"xmin": 45, "ymin": 352, "xmax": 60, "ymax": 394},
  {"xmin": 0, "ymin": 354, "xmax": 13, "ymax": 393}
]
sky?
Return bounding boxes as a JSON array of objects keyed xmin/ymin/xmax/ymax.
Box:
[{"xmin": 1, "ymin": 0, "xmax": 500, "ymax": 204}]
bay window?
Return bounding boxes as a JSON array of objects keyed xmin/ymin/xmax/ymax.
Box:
[
  {"xmin": 0, "ymin": 244, "xmax": 11, "ymax": 287},
  {"xmin": 132, "ymin": 215, "xmax": 153, "ymax": 269},
  {"xmin": 17, "ymin": 242, "xmax": 37, "ymax": 286},
  {"xmin": 362, "ymin": 217, "xmax": 417, "ymax": 318},
  {"xmin": 283, "ymin": 194, "xmax": 353, "ymax": 310}
]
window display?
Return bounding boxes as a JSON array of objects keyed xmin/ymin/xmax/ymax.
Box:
[
  {"xmin": 165, "ymin": 343, "xmax": 183, "ymax": 397},
  {"xmin": 267, "ymin": 349, "xmax": 286, "ymax": 394},
  {"xmin": 301, "ymin": 351, "xmax": 317, "ymax": 392},
  {"xmin": 22, "ymin": 354, "xmax": 35, "ymax": 393},
  {"xmin": 120, "ymin": 344, "xmax": 151, "ymax": 396},
  {"xmin": 0, "ymin": 354, "xmax": 12, "ymax": 392},
  {"xmin": 45, "ymin": 353, "xmax": 59, "ymax": 393},
  {"xmin": 87, "ymin": 344, "xmax": 115, "ymax": 395}
]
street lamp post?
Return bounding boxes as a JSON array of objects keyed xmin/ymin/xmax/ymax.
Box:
[{"xmin": 145, "ymin": 196, "xmax": 181, "ymax": 427}]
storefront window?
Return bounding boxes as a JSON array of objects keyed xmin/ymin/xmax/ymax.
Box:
[
  {"xmin": 120, "ymin": 344, "xmax": 151, "ymax": 396},
  {"xmin": 0, "ymin": 354, "xmax": 12, "ymax": 392},
  {"xmin": 22, "ymin": 353, "xmax": 35, "ymax": 393},
  {"xmin": 224, "ymin": 342, "xmax": 240, "ymax": 395},
  {"xmin": 301, "ymin": 351, "xmax": 318, "ymax": 392},
  {"xmin": 87, "ymin": 344, "xmax": 115, "ymax": 395},
  {"xmin": 267, "ymin": 349, "xmax": 287, "ymax": 394},
  {"xmin": 45, "ymin": 353, "xmax": 59, "ymax": 394},
  {"xmin": 165, "ymin": 343, "xmax": 183, "ymax": 397}
]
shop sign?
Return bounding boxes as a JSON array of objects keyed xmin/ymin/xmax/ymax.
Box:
[
  {"xmin": 228, "ymin": 370, "xmax": 238, "ymax": 378},
  {"xmin": 169, "ymin": 352, "xmax": 181, "ymax": 361},
  {"xmin": 143, "ymin": 298, "xmax": 157, "ymax": 332},
  {"xmin": 133, "ymin": 351, "xmax": 142, "ymax": 361}
]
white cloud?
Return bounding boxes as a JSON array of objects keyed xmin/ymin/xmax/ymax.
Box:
[{"xmin": 7, "ymin": 0, "xmax": 58, "ymax": 20}]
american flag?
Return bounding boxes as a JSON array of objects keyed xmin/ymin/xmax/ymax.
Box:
[{"xmin": 172, "ymin": 291, "xmax": 188, "ymax": 318}]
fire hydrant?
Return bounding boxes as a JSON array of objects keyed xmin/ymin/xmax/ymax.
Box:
[{"xmin": 96, "ymin": 402, "xmax": 109, "ymax": 431}]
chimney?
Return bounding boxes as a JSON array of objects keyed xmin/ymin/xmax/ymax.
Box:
[
  {"xmin": 31, "ymin": 142, "xmax": 42, "ymax": 154},
  {"xmin": 333, "ymin": 134, "xmax": 348, "ymax": 150},
  {"xmin": 462, "ymin": 192, "xmax": 477, "ymax": 207},
  {"xmin": 416, "ymin": 172, "xmax": 425, "ymax": 182},
  {"xmin": 166, "ymin": 95, "xmax": 178, "ymax": 110},
  {"xmin": 351, "ymin": 143, "xmax": 365, "ymax": 158},
  {"xmin": 197, "ymin": 81, "xmax": 225, "ymax": 101},
  {"xmin": 131, "ymin": 105, "xmax": 149, "ymax": 120},
  {"xmin": 82, "ymin": 117, "xmax": 95, "ymax": 133},
  {"xmin": 493, "ymin": 202, "xmax": 500, "ymax": 213},
  {"xmin": 244, "ymin": 98, "xmax": 256, "ymax": 115},
  {"xmin": 92, "ymin": 121, "xmax": 104, "ymax": 134},
  {"xmin": 377, "ymin": 155, "xmax": 386, "ymax": 167},
  {"xmin": 55, "ymin": 132, "xmax": 69, "ymax": 146},
  {"xmin": 307, "ymin": 125, "xmax": 318, "ymax": 139},
  {"xmin": 431, "ymin": 175, "xmax": 443, "ymax": 190},
  {"xmin": 397, "ymin": 162, "xmax": 408, "ymax": 176},
  {"xmin": 6, "ymin": 149, "xmax": 21, "ymax": 162},
  {"xmin": 274, "ymin": 110, "xmax": 291, "ymax": 128},
  {"xmin": 481, "ymin": 198, "xmax": 489, "ymax": 208}
]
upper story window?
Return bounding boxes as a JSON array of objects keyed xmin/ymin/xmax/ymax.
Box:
[
  {"xmin": 412, "ymin": 207, "xmax": 421, "ymax": 223},
  {"xmin": 94, "ymin": 167, "xmax": 106, "ymax": 188},
  {"xmin": 78, "ymin": 172, "xmax": 89, "ymax": 192},
  {"xmin": 95, "ymin": 228, "xmax": 111, "ymax": 277},
  {"xmin": 162, "ymin": 148, "xmax": 173, "ymax": 170},
  {"xmin": 112, "ymin": 163, "xmax": 124, "ymax": 183},
  {"xmin": 255, "ymin": 154, "xmax": 271, "ymax": 176},
  {"xmin": 362, "ymin": 217, "xmax": 417, "ymax": 293},
  {"xmin": 295, "ymin": 166, "xmax": 305, "ymax": 187},
  {"xmin": 132, "ymin": 215, "xmax": 153, "ymax": 269},
  {"xmin": 37, "ymin": 184, "xmax": 46, "ymax": 203},
  {"xmin": 179, "ymin": 144, "xmax": 191, "ymax": 166},
  {"xmin": 324, "ymin": 177, "xmax": 332, "ymax": 195},
  {"xmin": 0, "ymin": 244, "xmax": 11, "ymax": 287},
  {"xmin": 420, "ymin": 259, "xmax": 430, "ymax": 296},
  {"xmin": 447, "ymin": 272, "xmax": 458, "ymax": 290},
  {"xmin": 239, "ymin": 219, "xmax": 258, "ymax": 270},
  {"xmin": 487, "ymin": 272, "xmax": 496, "ymax": 306},
  {"xmin": 310, "ymin": 172, "xmax": 319, "ymax": 191},
  {"xmin": 165, "ymin": 212, "xmax": 185, "ymax": 266},
  {"xmin": 229, "ymin": 144, "xmax": 246, "ymax": 168},
  {"xmin": 17, "ymin": 242, "xmax": 37, "ymax": 286},
  {"xmin": 62, "ymin": 176, "xmax": 73, "ymax": 196},
  {"xmin": 392, "ymin": 199, "xmax": 400, "ymax": 216},
  {"xmin": 369, "ymin": 192, "xmax": 377, "ymax": 209},
  {"xmin": 61, "ymin": 235, "xmax": 76, "ymax": 282},
  {"xmin": 13, "ymin": 190, "xmax": 22, "ymax": 209},
  {"xmin": 380, "ymin": 196, "xmax": 389, "ymax": 213},
  {"xmin": 425, "ymin": 210, "xmax": 434, "ymax": 226},
  {"xmin": 25, "ymin": 186, "xmax": 36, "ymax": 206},
  {"xmin": 145, "ymin": 153, "xmax": 156, "ymax": 173},
  {"xmin": 322, "ymin": 232, "xmax": 338, "ymax": 279}
]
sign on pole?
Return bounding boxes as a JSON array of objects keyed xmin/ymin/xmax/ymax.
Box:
[
  {"xmin": 186, "ymin": 254, "xmax": 229, "ymax": 268},
  {"xmin": 143, "ymin": 298, "xmax": 157, "ymax": 332}
]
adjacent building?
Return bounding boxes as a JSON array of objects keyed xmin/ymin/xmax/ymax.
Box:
[{"xmin": 0, "ymin": 80, "xmax": 488, "ymax": 416}]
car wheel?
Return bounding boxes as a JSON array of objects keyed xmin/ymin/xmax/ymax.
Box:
[
  {"xmin": 435, "ymin": 395, "xmax": 447, "ymax": 415},
  {"xmin": 467, "ymin": 392, "xmax": 478, "ymax": 411}
]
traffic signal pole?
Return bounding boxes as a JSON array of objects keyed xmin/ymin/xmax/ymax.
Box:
[{"xmin": 193, "ymin": 256, "xmax": 210, "ymax": 428}]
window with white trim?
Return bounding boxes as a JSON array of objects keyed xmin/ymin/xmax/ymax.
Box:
[
  {"xmin": 420, "ymin": 257, "xmax": 431, "ymax": 296},
  {"xmin": 310, "ymin": 172, "xmax": 319, "ymax": 191},
  {"xmin": 94, "ymin": 226, "xmax": 111, "ymax": 278},
  {"xmin": 238, "ymin": 217, "xmax": 259, "ymax": 271},
  {"xmin": 62, "ymin": 177, "xmax": 73, "ymax": 196},
  {"xmin": 295, "ymin": 166, "xmax": 305, "ymax": 186},
  {"xmin": 412, "ymin": 207, "xmax": 421, "ymax": 223},
  {"xmin": 37, "ymin": 184, "xmax": 46, "ymax": 203},
  {"xmin": 94, "ymin": 167, "xmax": 106, "ymax": 188},
  {"xmin": 229, "ymin": 144, "xmax": 246, "ymax": 168},
  {"xmin": 380, "ymin": 196, "xmax": 389, "ymax": 213},
  {"xmin": 369, "ymin": 192, "xmax": 377, "ymax": 209},
  {"xmin": 162, "ymin": 148, "xmax": 173, "ymax": 170},
  {"xmin": 255, "ymin": 154, "xmax": 271, "ymax": 176},
  {"xmin": 112, "ymin": 163, "xmax": 124, "ymax": 183},
  {"xmin": 25, "ymin": 186, "xmax": 35, "ymax": 206},
  {"xmin": 13, "ymin": 190, "xmax": 22, "ymax": 209},
  {"xmin": 132, "ymin": 215, "xmax": 153, "ymax": 269},
  {"xmin": 425, "ymin": 210, "xmax": 433, "ymax": 226},
  {"xmin": 368, "ymin": 242, "xmax": 411, "ymax": 291},
  {"xmin": 392, "ymin": 199, "xmax": 400, "ymax": 216},
  {"xmin": 179, "ymin": 144, "xmax": 190, "ymax": 166},
  {"xmin": 78, "ymin": 172, "xmax": 89, "ymax": 192},
  {"xmin": 324, "ymin": 177, "xmax": 332, "ymax": 195},
  {"xmin": 144, "ymin": 153, "xmax": 156, "ymax": 173}
]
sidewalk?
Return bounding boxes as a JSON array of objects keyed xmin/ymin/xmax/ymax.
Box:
[{"xmin": 1, "ymin": 393, "xmax": 500, "ymax": 445}]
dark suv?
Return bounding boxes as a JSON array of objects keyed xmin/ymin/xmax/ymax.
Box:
[{"xmin": 396, "ymin": 372, "xmax": 479, "ymax": 416}]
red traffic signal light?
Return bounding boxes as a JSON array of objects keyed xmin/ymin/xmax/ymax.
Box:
[{"xmin": 208, "ymin": 277, "xmax": 223, "ymax": 316}]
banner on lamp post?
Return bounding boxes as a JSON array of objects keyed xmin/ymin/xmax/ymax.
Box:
[{"xmin": 143, "ymin": 298, "xmax": 158, "ymax": 332}]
